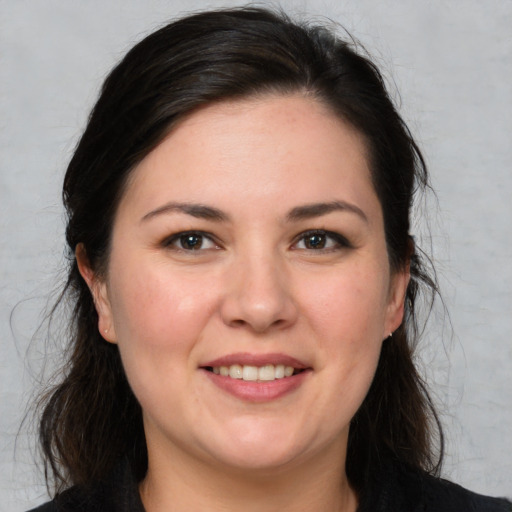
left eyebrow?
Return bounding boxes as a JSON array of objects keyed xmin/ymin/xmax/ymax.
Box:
[
  {"xmin": 286, "ymin": 200, "xmax": 368, "ymax": 223},
  {"xmin": 141, "ymin": 201, "xmax": 230, "ymax": 223}
]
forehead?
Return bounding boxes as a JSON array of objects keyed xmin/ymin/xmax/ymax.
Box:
[{"xmin": 117, "ymin": 94, "xmax": 378, "ymax": 222}]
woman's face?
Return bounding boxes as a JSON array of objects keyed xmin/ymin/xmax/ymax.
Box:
[{"xmin": 82, "ymin": 94, "xmax": 408, "ymax": 473}]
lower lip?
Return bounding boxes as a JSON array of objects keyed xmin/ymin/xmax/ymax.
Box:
[{"xmin": 202, "ymin": 369, "xmax": 311, "ymax": 402}]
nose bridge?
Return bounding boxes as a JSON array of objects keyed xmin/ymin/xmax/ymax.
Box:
[{"xmin": 220, "ymin": 242, "xmax": 297, "ymax": 332}]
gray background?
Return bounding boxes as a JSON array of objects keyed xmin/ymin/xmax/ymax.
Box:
[{"xmin": 1, "ymin": 0, "xmax": 511, "ymax": 509}]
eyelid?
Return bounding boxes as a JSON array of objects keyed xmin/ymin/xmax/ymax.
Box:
[
  {"xmin": 161, "ymin": 230, "xmax": 222, "ymax": 251},
  {"xmin": 291, "ymin": 229, "xmax": 352, "ymax": 251},
  {"xmin": 160, "ymin": 229, "xmax": 350, "ymax": 253}
]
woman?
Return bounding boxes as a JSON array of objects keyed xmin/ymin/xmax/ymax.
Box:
[{"xmin": 29, "ymin": 7, "xmax": 510, "ymax": 512}]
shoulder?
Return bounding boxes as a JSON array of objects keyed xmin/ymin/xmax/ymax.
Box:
[
  {"xmin": 397, "ymin": 464, "xmax": 511, "ymax": 512},
  {"xmin": 419, "ymin": 474, "xmax": 511, "ymax": 512},
  {"xmin": 27, "ymin": 503, "xmax": 57, "ymax": 512},
  {"xmin": 25, "ymin": 486, "xmax": 100, "ymax": 512},
  {"xmin": 25, "ymin": 459, "xmax": 144, "ymax": 512},
  {"xmin": 25, "ymin": 485, "xmax": 137, "ymax": 512},
  {"xmin": 361, "ymin": 460, "xmax": 511, "ymax": 512}
]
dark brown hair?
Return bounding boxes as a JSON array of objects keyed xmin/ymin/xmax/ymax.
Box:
[{"xmin": 38, "ymin": 6, "xmax": 443, "ymax": 497}]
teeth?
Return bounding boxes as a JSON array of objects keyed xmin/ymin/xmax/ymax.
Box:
[
  {"xmin": 284, "ymin": 366, "xmax": 294, "ymax": 377},
  {"xmin": 258, "ymin": 364, "xmax": 275, "ymax": 381},
  {"xmin": 274, "ymin": 364, "xmax": 285, "ymax": 379},
  {"xmin": 213, "ymin": 364, "xmax": 297, "ymax": 381},
  {"xmin": 242, "ymin": 365, "xmax": 258, "ymax": 381},
  {"xmin": 229, "ymin": 364, "xmax": 243, "ymax": 379}
]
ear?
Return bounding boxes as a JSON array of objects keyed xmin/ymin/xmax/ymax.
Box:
[
  {"xmin": 75, "ymin": 243, "xmax": 117, "ymax": 343},
  {"xmin": 383, "ymin": 264, "xmax": 410, "ymax": 338}
]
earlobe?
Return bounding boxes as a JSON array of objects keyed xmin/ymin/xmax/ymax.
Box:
[{"xmin": 75, "ymin": 243, "xmax": 117, "ymax": 343}]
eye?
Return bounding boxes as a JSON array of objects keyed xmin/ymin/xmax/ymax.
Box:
[
  {"xmin": 293, "ymin": 230, "xmax": 350, "ymax": 251},
  {"xmin": 164, "ymin": 231, "xmax": 219, "ymax": 251}
]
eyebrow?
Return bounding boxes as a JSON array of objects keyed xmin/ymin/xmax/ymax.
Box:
[
  {"xmin": 286, "ymin": 200, "xmax": 368, "ymax": 223},
  {"xmin": 141, "ymin": 202, "xmax": 230, "ymax": 223},
  {"xmin": 141, "ymin": 199, "xmax": 367, "ymax": 224}
]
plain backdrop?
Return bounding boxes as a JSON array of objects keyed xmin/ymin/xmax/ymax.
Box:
[{"xmin": 1, "ymin": 0, "xmax": 511, "ymax": 509}]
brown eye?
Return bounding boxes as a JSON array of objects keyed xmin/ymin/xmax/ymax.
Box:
[
  {"xmin": 304, "ymin": 233, "xmax": 327, "ymax": 249},
  {"xmin": 180, "ymin": 233, "xmax": 204, "ymax": 250},
  {"xmin": 164, "ymin": 231, "xmax": 219, "ymax": 251},
  {"xmin": 293, "ymin": 230, "xmax": 350, "ymax": 251}
]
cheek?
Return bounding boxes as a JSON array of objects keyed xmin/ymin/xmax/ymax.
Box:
[
  {"xmin": 106, "ymin": 262, "xmax": 222, "ymax": 415},
  {"xmin": 299, "ymin": 263, "xmax": 390, "ymax": 345},
  {"xmin": 296, "ymin": 263, "xmax": 388, "ymax": 402},
  {"xmin": 106, "ymin": 261, "xmax": 221, "ymax": 380}
]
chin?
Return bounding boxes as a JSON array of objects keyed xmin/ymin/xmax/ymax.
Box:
[
  {"xmin": 211, "ymin": 446, "xmax": 304, "ymax": 474},
  {"xmin": 197, "ymin": 419, "xmax": 321, "ymax": 473}
]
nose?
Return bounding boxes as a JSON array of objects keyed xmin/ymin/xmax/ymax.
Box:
[{"xmin": 220, "ymin": 253, "xmax": 298, "ymax": 333}]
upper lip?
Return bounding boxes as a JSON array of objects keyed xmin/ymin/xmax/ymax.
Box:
[{"xmin": 202, "ymin": 352, "xmax": 309, "ymax": 369}]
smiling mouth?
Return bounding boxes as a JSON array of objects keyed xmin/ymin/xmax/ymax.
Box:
[{"xmin": 204, "ymin": 364, "xmax": 306, "ymax": 382}]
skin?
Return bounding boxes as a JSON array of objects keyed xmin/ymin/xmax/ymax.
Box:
[{"xmin": 78, "ymin": 94, "xmax": 409, "ymax": 511}]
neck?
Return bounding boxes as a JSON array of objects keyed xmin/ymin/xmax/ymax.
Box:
[{"xmin": 139, "ymin": 437, "xmax": 358, "ymax": 512}]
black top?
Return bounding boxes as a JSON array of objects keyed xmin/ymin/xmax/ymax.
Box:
[{"xmin": 28, "ymin": 459, "xmax": 511, "ymax": 512}]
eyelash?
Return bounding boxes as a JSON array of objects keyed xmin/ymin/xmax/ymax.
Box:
[
  {"xmin": 162, "ymin": 231, "xmax": 221, "ymax": 252},
  {"xmin": 162, "ymin": 229, "xmax": 351, "ymax": 253},
  {"xmin": 291, "ymin": 230, "xmax": 351, "ymax": 252}
]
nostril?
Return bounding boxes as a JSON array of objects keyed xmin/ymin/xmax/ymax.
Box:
[{"xmin": 230, "ymin": 319, "xmax": 248, "ymax": 328}]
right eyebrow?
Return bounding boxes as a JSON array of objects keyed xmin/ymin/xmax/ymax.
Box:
[
  {"xmin": 140, "ymin": 202, "xmax": 230, "ymax": 223},
  {"xmin": 286, "ymin": 200, "xmax": 368, "ymax": 223}
]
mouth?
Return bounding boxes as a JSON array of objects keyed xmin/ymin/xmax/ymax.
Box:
[
  {"xmin": 200, "ymin": 353, "xmax": 311, "ymax": 401},
  {"xmin": 203, "ymin": 364, "xmax": 306, "ymax": 382}
]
